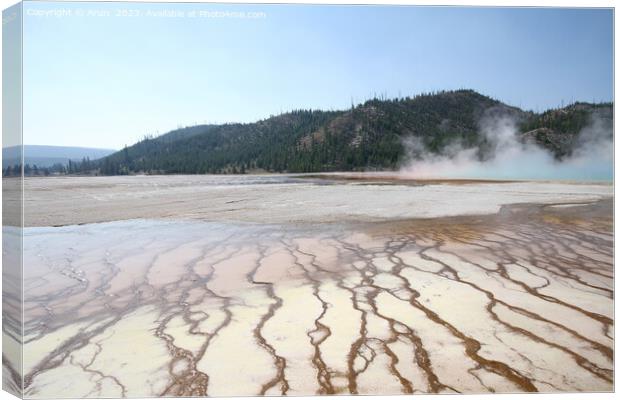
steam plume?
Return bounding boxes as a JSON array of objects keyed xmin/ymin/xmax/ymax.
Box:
[{"xmin": 399, "ymin": 110, "xmax": 613, "ymax": 181}]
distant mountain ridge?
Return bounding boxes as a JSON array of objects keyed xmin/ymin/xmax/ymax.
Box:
[{"xmin": 2, "ymin": 145, "xmax": 116, "ymax": 168}]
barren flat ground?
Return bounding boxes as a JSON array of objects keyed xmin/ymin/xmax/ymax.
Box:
[
  {"xmin": 22, "ymin": 174, "xmax": 612, "ymax": 226},
  {"xmin": 16, "ymin": 174, "xmax": 613, "ymax": 397}
]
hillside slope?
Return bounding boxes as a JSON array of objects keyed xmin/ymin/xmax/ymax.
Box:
[
  {"xmin": 98, "ymin": 90, "xmax": 536, "ymax": 174},
  {"xmin": 520, "ymin": 103, "xmax": 613, "ymax": 158},
  {"xmin": 20, "ymin": 90, "xmax": 612, "ymax": 175}
]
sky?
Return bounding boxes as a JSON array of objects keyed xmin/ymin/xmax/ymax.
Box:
[{"xmin": 21, "ymin": 1, "xmax": 613, "ymax": 149}]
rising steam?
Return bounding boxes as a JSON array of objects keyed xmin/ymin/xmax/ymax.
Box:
[{"xmin": 399, "ymin": 110, "xmax": 613, "ymax": 181}]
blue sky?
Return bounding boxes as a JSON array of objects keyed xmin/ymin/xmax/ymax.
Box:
[{"xmin": 22, "ymin": 1, "xmax": 613, "ymax": 149}]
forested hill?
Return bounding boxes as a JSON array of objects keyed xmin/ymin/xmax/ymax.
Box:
[
  {"xmin": 98, "ymin": 90, "xmax": 521, "ymax": 174},
  {"xmin": 44, "ymin": 90, "xmax": 617, "ymax": 175}
]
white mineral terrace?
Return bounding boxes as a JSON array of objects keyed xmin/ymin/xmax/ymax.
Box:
[
  {"xmin": 5, "ymin": 175, "xmax": 614, "ymax": 396},
  {"xmin": 19, "ymin": 174, "xmax": 612, "ymax": 226}
]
